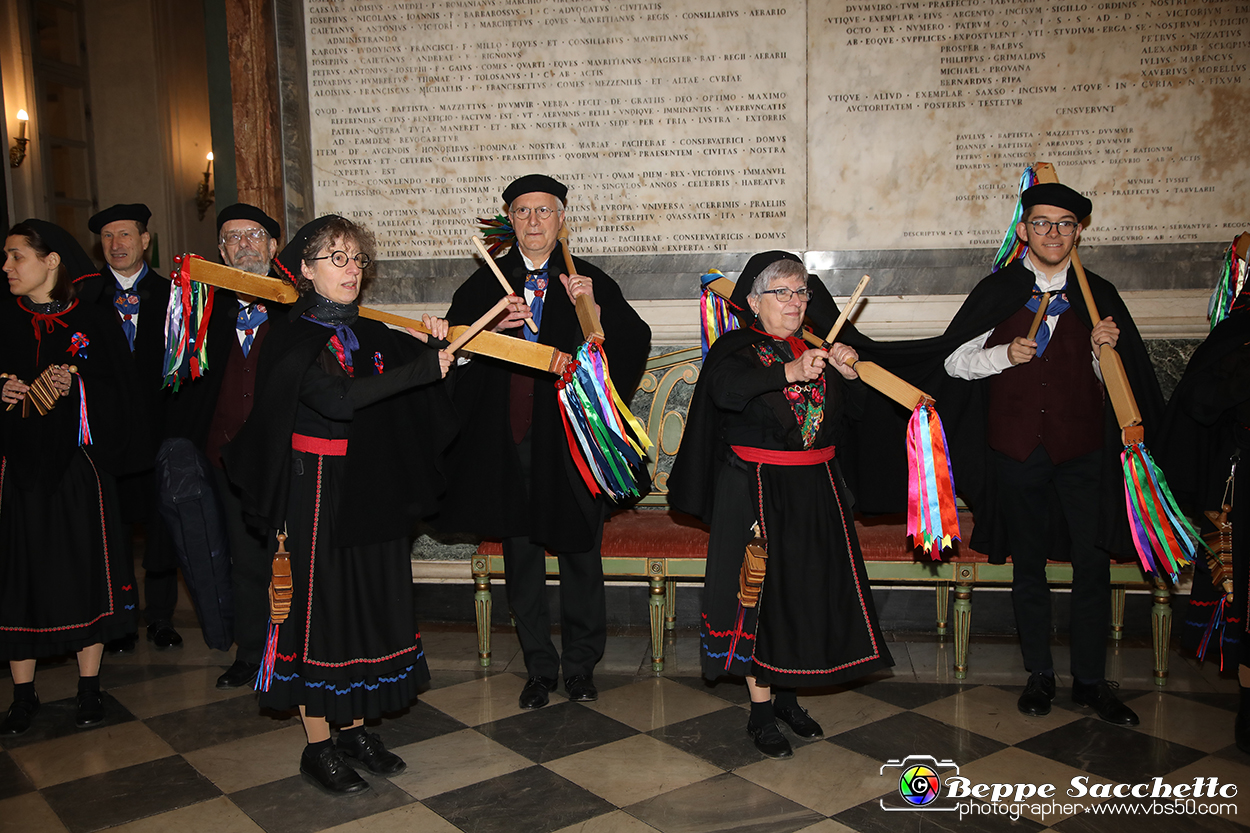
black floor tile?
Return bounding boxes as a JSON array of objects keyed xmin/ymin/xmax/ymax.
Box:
[
  {"xmin": 231, "ymin": 770, "xmax": 415, "ymax": 833},
  {"xmin": 829, "ymin": 711, "xmax": 1006, "ymax": 767},
  {"xmin": 476, "ymin": 700, "xmax": 638, "ymax": 764},
  {"xmin": 1210, "ymin": 741, "xmax": 1250, "ymax": 765},
  {"xmin": 144, "ymin": 693, "xmax": 298, "ymax": 753},
  {"xmin": 366, "ymin": 699, "xmax": 468, "ymax": 749},
  {"xmin": 667, "ymin": 675, "xmax": 748, "ymax": 706},
  {"xmin": 40, "ymin": 755, "xmax": 221, "ymax": 833},
  {"xmin": 835, "ymin": 795, "xmax": 1046, "ymax": 832},
  {"xmin": 101, "ymin": 662, "xmax": 195, "ymax": 690},
  {"xmin": 1161, "ymin": 689, "xmax": 1240, "ymax": 713},
  {"xmin": 0, "ymin": 692, "xmax": 137, "ymax": 751},
  {"xmin": 1052, "ymin": 797, "xmax": 1244, "ymax": 833},
  {"xmin": 423, "ymin": 765, "xmax": 614, "ymax": 833},
  {"xmin": 645, "ymin": 706, "xmax": 769, "ymax": 771},
  {"xmin": 0, "ymin": 750, "xmax": 34, "ymax": 801},
  {"xmin": 626, "ymin": 772, "xmax": 822, "ymax": 833},
  {"xmin": 1016, "ymin": 717, "xmax": 1208, "ymax": 784},
  {"xmin": 855, "ymin": 681, "xmax": 976, "ymax": 711}
]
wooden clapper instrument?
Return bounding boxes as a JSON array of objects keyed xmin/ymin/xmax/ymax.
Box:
[
  {"xmin": 1029, "ymin": 162, "xmax": 1202, "ymax": 580},
  {"xmin": 700, "ymin": 270, "xmax": 960, "ymax": 555}
]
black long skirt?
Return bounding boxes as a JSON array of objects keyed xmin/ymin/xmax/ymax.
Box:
[
  {"xmin": 700, "ymin": 458, "xmax": 893, "ymax": 687},
  {"xmin": 259, "ymin": 449, "xmax": 429, "ymax": 724},
  {"xmin": 0, "ymin": 448, "xmax": 137, "ymax": 660}
]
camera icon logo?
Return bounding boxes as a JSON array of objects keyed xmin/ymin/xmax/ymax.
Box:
[{"xmin": 879, "ymin": 755, "xmax": 959, "ymax": 812}]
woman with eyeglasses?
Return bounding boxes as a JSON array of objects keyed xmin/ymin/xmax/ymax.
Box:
[
  {"xmin": 0, "ymin": 220, "xmax": 142, "ymax": 735},
  {"xmin": 224, "ymin": 215, "xmax": 456, "ymax": 796},
  {"xmin": 669, "ymin": 250, "xmax": 893, "ymax": 760}
]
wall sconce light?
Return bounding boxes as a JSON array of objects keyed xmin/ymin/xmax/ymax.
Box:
[
  {"xmin": 9, "ymin": 110, "xmax": 29, "ymax": 168},
  {"xmin": 195, "ymin": 152, "xmax": 214, "ymax": 220}
]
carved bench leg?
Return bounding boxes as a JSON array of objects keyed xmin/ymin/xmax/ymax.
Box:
[
  {"xmin": 1109, "ymin": 585, "xmax": 1126, "ymax": 642},
  {"xmin": 935, "ymin": 581, "xmax": 950, "ymax": 638},
  {"xmin": 954, "ymin": 580, "xmax": 972, "ymax": 680},
  {"xmin": 649, "ymin": 572, "xmax": 666, "ymax": 673},
  {"xmin": 472, "ymin": 557, "xmax": 492, "ymax": 668},
  {"xmin": 1152, "ymin": 577, "xmax": 1171, "ymax": 687},
  {"xmin": 665, "ymin": 578, "xmax": 678, "ymax": 632}
]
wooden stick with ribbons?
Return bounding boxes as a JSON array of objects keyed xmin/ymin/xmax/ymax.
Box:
[
  {"xmin": 1026, "ymin": 292, "xmax": 1051, "ymax": 341},
  {"xmin": 544, "ymin": 223, "xmax": 651, "ymax": 501},
  {"xmin": 1026, "ymin": 162, "xmax": 1201, "ymax": 580},
  {"xmin": 175, "ymin": 256, "xmax": 570, "ymax": 376}
]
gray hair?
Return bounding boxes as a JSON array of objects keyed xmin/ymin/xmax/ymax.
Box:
[{"xmin": 748, "ymin": 259, "xmax": 808, "ymax": 299}]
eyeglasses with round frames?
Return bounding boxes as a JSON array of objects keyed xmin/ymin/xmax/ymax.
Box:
[
  {"xmin": 220, "ymin": 228, "xmax": 269, "ymax": 246},
  {"xmin": 759, "ymin": 287, "xmax": 813, "ymax": 303},
  {"xmin": 308, "ymin": 250, "xmax": 371, "ymax": 269},
  {"xmin": 509, "ymin": 205, "xmax": 559, "ymax": 220},
  {"xmin": 1026, "ymin": 219, "xmax": 1079, "ymax": 236}
]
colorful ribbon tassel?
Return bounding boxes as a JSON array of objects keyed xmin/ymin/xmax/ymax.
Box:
[
  {"xmin": 162, "ymin": 254, "xmax": 216, "ymax": 390},
  {"xmin": 1208, "ymin": 237, "xmax": 1248, "ymax": 329},
  {"xmin": 476, "ymin": 214, "xmax": 516, "ymax": 257},
  {"xmin": 699, "ymin": 269, "xmax": 739, "ymax": 360},
  {"xmin": 256, "ymin": 620, "xmax": 280, "ymax": 693},
  {"xmin": 75, "ymin": 374, "xmax": 92, "ymax": 447},
  {"xmin": 556, "ymin": 341, "xmax": 652, "ymax": 501},
  {"xmin": 1120, "ymin": 441, "xmax": 1204, "ymax": 582},
  {"xmin": 991, "ymin": 167, "xmax": 1039, "ymax": 273},
  {"xmin": 906, "ymin": 400, "xmax": 960, "ymax": 556}
]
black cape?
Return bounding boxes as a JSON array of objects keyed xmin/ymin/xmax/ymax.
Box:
[
  {"xmin": 439, "ymin": 243, "xmax": 651, "ymax": 553},
  {"xmin": 223, "ymin": 297, "xmax": 457, "ymax": 545}
]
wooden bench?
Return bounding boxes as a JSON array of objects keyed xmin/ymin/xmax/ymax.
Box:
[{"xmin": 458, "ymin": 346, "xmax": 1174, "ymax": 683}]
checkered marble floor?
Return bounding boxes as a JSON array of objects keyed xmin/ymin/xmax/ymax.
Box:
[{"xmin": 2, "ymin": 619, "xmax": 1247, "ymax": 833}]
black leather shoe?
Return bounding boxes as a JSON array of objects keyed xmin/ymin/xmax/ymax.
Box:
[
  {"xmin": 0, "ymin": 698, "xmax": 39, "ymax": 736},
  {"xmin": 336, "ymin": 730, "xmax": 406, "ymax": 775},
  {"xmin": 747, "ymin": 720, "xmax": 794, "ymax": 759},
  {"xmin": 519, "ymin": 676, "xmax": 557, "ymax": 710},
  {"xmin": 75, "ymin": 690, "xmax": 105, "ymax": 728},
  {"xmin": 300, "ymin": 744, "xmax": 370, "ymax": 796},
  {"xmin": 1072, "ymin": 679, "xmax": 1139, "ymax": 726},
  {"xmin": 216, "ymin": 660, "xmax": 261, "ymax": 690},
  {"xmin": 775, "ymin": 704, "xmax": 823, "ymax": 739},
  {"xmin": 1017, "ymin": 671, "xmax": 1057, "ymax": 716},
  {"xmin": 564, "ymin": 675, "xmax": 598, "ymax": 702},
  {"xmin": 146, "ymin": 621, "xmax": 183, "ymax": 650},
  {"xmin": 104, "ymin": 633, "xmax": 137, "ymax": 655}
]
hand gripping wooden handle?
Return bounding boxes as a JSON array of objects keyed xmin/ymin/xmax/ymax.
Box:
[
  {"xmin": 471, "ymin": 235, "xmax": 537, "ymax": 334},
  {"xmin": 558, "ymin": 224, "xmax": 605, "ymax": 344}
]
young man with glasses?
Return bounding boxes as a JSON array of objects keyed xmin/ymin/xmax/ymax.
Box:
[
  {"xmin": 441, "ymin": 174, "xmax": 651, "ymax": 709},
  {"xmin": 942, "ymin": 182, "xmax": 1164, "ymax": 726}
]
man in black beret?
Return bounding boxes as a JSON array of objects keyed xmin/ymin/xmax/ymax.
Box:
[
  {"xmin": 87, "ymin": 203, "xmax": 183, "ymax": 652},
  {"xmin": 942, "ymin": 182, "xmax": 1161, "ymax": 726},
  {"xmin": 441, "ymin": 174, "xmax": 651, "ymax": 709},
  {"xmin": 161, "ymin": 203, "xmax": 283, "ymax": 687}
]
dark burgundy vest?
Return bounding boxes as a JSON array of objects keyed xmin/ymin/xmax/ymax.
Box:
[
  {"xmin": 206, "ymin": 322, "xmax": 268, "ymax": 468},
  {"xmin": 985, "ymin": 304, "xmax": 1104, "ymax": 463}
]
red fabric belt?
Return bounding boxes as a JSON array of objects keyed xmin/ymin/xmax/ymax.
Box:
[
  {"xmin": 291, "ymin": 434, "xmax": 348, "ymax": 456},
  {"xmin": 731, "ymin": 445, "xmax": 835, "ymax": 466}
]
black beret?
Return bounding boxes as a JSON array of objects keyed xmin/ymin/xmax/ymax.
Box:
[
  {"xmin": 88, "ymin": 203, "xmax": 152, "ymax": 234},
  {"xmin": 1021, "ymin": 183, "xmax": 1092, "ymax": 221},
  {"xmin": 729, "ymin": 250, "xmax": 805, "ymax": 315},
  {"xmin": 502, "ymin": 174, "xmax": 568, "ymax": 205},
  {"xmin": 14, "ymin": 218, "xmax": 100, "ymax": 283},
  {"xmin": 216, "ymin": 203, "xmax": 281, "ymax": 241},
  {"xmin": 272, "ymin": 215, "xmax": 342, "ymax": 286}
]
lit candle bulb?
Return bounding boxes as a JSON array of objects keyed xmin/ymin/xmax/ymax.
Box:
[
  {"xmin": 205, "ymin": 152, "xmax": 213, "ymax": 174},
  {"xmin": 16, "ymin": 110, "xmax": 27, "ymax": 139}
]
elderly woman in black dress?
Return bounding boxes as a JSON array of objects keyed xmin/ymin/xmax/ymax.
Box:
[
  {"xmin": 225, "ymin": 215, "xmax": 455, "ymax": 795},
  {"xmin": 669, "ymin": 251, "xmax": 893, "ymax": 759},
  {"xmin": 0, "ymin": 220, "xmax": 140, "ymax": 734}
]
